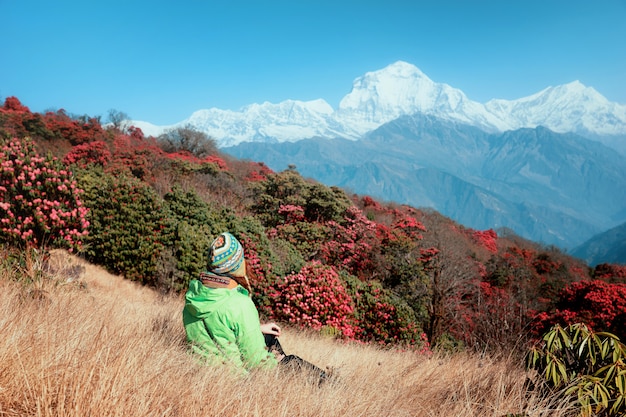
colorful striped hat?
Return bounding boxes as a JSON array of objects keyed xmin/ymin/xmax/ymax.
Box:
[{"xmin": 209, "ymin": 232, "xmax": 245, "ymax": 276}]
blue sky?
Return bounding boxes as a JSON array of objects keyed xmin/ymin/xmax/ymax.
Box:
[{"xmin": 2, "ymin": 0, "xmax": 625, "ymax": 125}]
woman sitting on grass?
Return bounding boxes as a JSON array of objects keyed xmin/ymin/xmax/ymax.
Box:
[{"xmin": 182, "ymin": 232, "xmax": 328, "ymax": 383}]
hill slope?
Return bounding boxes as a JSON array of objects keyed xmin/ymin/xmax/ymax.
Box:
[
  {"xmin": 0, "ymin": 250, "xmax": 568, "ymax": 417},
  {"xmin": 225, "ymin": 116, "xmax": 626, "ymax": 251},
  {"xmin": 572, "ymin": 221, "xmax": 626, "ymax": 266}
]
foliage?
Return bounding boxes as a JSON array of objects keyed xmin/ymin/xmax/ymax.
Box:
[
  {"xmin": 77, "ymin": 167, "xmax": 166, "ymax": 284},
  {"xmin": 250, "ymin": 170, "xmax": 350, "ymax": 227},
  {"xmin": 318, "ymin": 206, "xmax": 378, "ymax": 279},
  {"xmin": 469, "ymin": 228, "xmax": 498, "ymax": 253},
  {"xmin": 0, "ymin": 97, "xmax": 51, "ymax": 142},
  {"xmin": 4, "ymin": 95, "xmax": 625, "ymax": 353},
  {"xmin": 159, "ymin": 186, "xmax": 223, "ymax": 290},
  {"xmin": 594, "ymin": 263, "xmax": 626, "ymax": 284},
  {"xmin": 0, "ymin": 137, "xmax": 89, "ymax": 251},
  {"xmin": 344, "ymin": 274, "xmax": 428, "ymax": 349},
  {"xmin": 107, "ymin": 128, "xmax": 163, "ymax": 180},
  {"xmin": 156, "ymin": 124, "xmax": 218, "ymax": 158},
  {"xmin": 534, "ymin": 280, "xmax": 626, "ymax": 341},
  {"xmin": 42, "ymin": 109, "xmax": 107, "ymax": 145},
  {"xmin": 63, "ymin": 140, "xmax": 112, "ymax": 168},
  {"xmin": 267, "ymin": 205, "xmax": 331, "ymax": 260},
  {"xmin": 264, "ymin": 261, "xmax": 356, "ymax": 337},
  {"xmin": 527, "ymin": 323, "xmax": 626, "ymax": 416}
]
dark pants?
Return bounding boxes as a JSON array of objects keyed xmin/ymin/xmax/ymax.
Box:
[{"xmin": 264, "ymin": 334, "xmax": 329, "ymax": 385}]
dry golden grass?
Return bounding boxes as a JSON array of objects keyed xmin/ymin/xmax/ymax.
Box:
[{"xmin": 0, "ymin": 250, "xmax": 575, "ymax": 417}]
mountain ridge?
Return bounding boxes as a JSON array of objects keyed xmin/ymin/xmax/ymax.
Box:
[
  {"xmin": 224, "ymin": 115, "xmax": 626, "ymax": 252},
  {"xmin": 131, "ymin": 61, "xmax": 626, "ymax": 151},
  {"xmin": 127, "ymin": 61, "xmax": 626, "ymax": 259}
]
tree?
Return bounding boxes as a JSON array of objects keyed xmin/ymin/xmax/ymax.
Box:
[
  {"xmin": 106, "ymin": 109, "xmax": 129, "ymax": 129},
  {"xmin": 417, "ymin": 210, "xmax": 482, "ymax": 348},
  {"xmin": 156, "ymin": 125, "xmax": 217, "ymax": 158}
]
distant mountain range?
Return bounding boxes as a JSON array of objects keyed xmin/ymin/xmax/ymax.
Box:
[
  {"xmin": 134, "ymin": 61, "xmax": 626, "ymax": 150},
  {"xmin": 131, "ymin": 61, "xmax": 626, "ymax": 262},
  {"xmin": 225, "ymin": 117, "xmax": 626, "ymax": 252},
  {"xmin": 572, "ymin": 221, "xmax": 626, "ymax": 266}
]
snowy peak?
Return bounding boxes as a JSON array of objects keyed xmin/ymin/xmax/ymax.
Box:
[
  {"xmin": 181, "ymin": 99, "xmax": 342, "ymax": 147},
  {"xmin": 131, "ymin": 61, "xmax": 626, "ymax": 146},
  {"xmin": 338, "ymin": 61, "xmax": 469, "ymax": 122},
  {"xmin": 486, "ymin": 81, "xmax": 626, "ymax": 135}
]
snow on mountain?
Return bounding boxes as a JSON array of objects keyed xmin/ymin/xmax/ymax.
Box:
[
  {"xmin": 335, "ymin": 61, "xmax": 509, "ymax": 134},
  {"xmin": 485, "ymin": 81, "xmax": 626, "ymax": 136},
  {"xmin": 130, "ymin": 61, "xmax": 626, "ymax": 146},
  {"xmin": 180, "ymin": 99, "xmax": 351, "ymax": 147}
]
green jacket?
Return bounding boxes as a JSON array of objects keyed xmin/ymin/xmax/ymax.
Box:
[{"xmin": 182, "ymin": 279, "xmax": 277, "ymax": 369}]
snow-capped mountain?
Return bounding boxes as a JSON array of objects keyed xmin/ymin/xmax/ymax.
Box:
[
  {"xmin": 485, "ymin": 81, "xmax": 626, "ymax": 136},
  {"xmin": 334, "ymin": 61, "xmax": 509, "ymax": 135},
  {"xmin": 132, "ymin": 61, "xmax": 626, "ymax": 146}
]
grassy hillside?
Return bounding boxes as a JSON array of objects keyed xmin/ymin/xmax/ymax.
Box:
[
  {"xmin": 0, "ymin": 250, "xmax": 573, "ymax": 417},
  {"xmin": 3, "ymin": 97, "xmax": 626, "ymax": 415}
]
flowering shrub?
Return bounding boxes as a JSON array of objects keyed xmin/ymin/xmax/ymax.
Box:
[
  {"xmin": 594, "ymin": 263, "xmax": 626, "ymax": 283},
  {"xmin": 267, "ymin": 205, "xmax": 330, "ymax": 260},
  {"xmin": 250, "ymin": 170, "xmax": 350, "ymax": 227},
  {"xmin": 533, "ymin": 279, "xmax": 626, "ymax": 340},
  {"xmin": 164, "ymin": 152, "xmax": 227, "ymax": 175},
  {"xmin": 244, "ymin": 162, "xmax": 273, "ymax": 182},
  {"xmin": 265, "ymin": 261, "xmax": 356, "ymax": 337},
  {"xmin": 0, "ymin": 137, "xmax": 89, "ymax": 251},
  {"xmin": 63, "ymin": 140, "xmax": 112, "ymax": 168},
  {"xmin": 470, "ymin": 229, "xmax": 498, "ymax": 253},
  {"xmin": 392, "ymin": 213, "xmax": 426, "ymax": 239},
  {"xmin": 108, "ymin": 131, "xmax": 163, "ymax": 180},
  {"xmin": 319, "ymin": 206, "xmax": 378, "ymax": 278},
  {"xmin": 0, "ymin": 97, "xmax": 53, "ymax": 142},
  {"xmin": 345, "ymin": 276, "xmax": 428, "ymax": 349},
  {"xmin": 42, "ymin": 109, "xmax": 107, "ymax": 145}
]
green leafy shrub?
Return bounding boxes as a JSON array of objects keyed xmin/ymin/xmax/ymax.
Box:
[
  {"xmin": 77, "ymin": 167, "xmax": 166, "ymax": 284},
  {"xmin": 267, "ymin": 205, "xmax": 331, "ymax": 260},
  {"xmin": 344, "ymin": 274, "xmax": 428, "ymax": 349},
  {"xmin": 159, "ymin": 186, "xmax": 224, "ymax": 290},
  {"xmin": 527, "ymin": 323, "xmax": 626, "ymax": 416},
  {"xmin": 249, "ymin": 170, "xmax": 350, "ymax": 227}
]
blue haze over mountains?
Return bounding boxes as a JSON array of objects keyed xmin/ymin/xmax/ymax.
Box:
[{"xmin": 133, "ymin": 62, "xmax": 626, "ymax": 263}]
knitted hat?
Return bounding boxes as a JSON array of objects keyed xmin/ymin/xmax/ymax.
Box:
[{"xmin": 209, "ymin": 232, "xmax": 245, "ymax": 277}]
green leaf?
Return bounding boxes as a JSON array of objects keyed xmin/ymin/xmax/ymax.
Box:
[
  {"xmin": 593, "ymin": 382, "xmax": 610, "ymax": 409},
  {"xmin": 589, "ymin": 339, "xmax": 597, "ymax": 365},
  {"xmin": 610, "ymin": 394, "xmax": 625, "ymax": 414},
  {"xmin": 545, "ymin": 328, "xmax": 557, "ymax": 351},
  {"xmin": 617, "ymin": 373, "xmax": 626, "ymax": 395},
  {"xmin": 579, "ymin": 336, "xmax": 589, "ymax": 358},
  {"xmin": 556, "ymin": 358, "xmax": 568, "ymax": 384},
  {"xmin": 601, "ymin": 339, "xmax": 610, "ymax": 360},
  {"xmin": 596, "ymin": 364, "xmax": 615, "ymax": 385},
  {"xmin": 558, "ymin": 326, "xmax": 572, "ymax": 348}
]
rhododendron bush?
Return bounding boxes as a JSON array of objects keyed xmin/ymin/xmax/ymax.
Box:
[
  {"xmin": 0, "ymin": 137, "xmax": 89, "ymax": 251},
  {"xmin": 345, "ymin": 276, "xmax": 428, "ymax": 348},
  {"xmin": 7, "ymin": 96, "xmax": 626, "ymax": 354},
  {"xmin": 77, "ymin": 167, "xmax": 166, "ymax": 283},
  {"xmin": 265, "ymin": 261, "xmax": 356, "ymax": 336},
  {"xmin": 264, "ymin": 260, "xmax": 429, "ymax": 348},
  {"xmin": 533, "ymin": 279, "xmax": 626, "ymax": 341}
]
